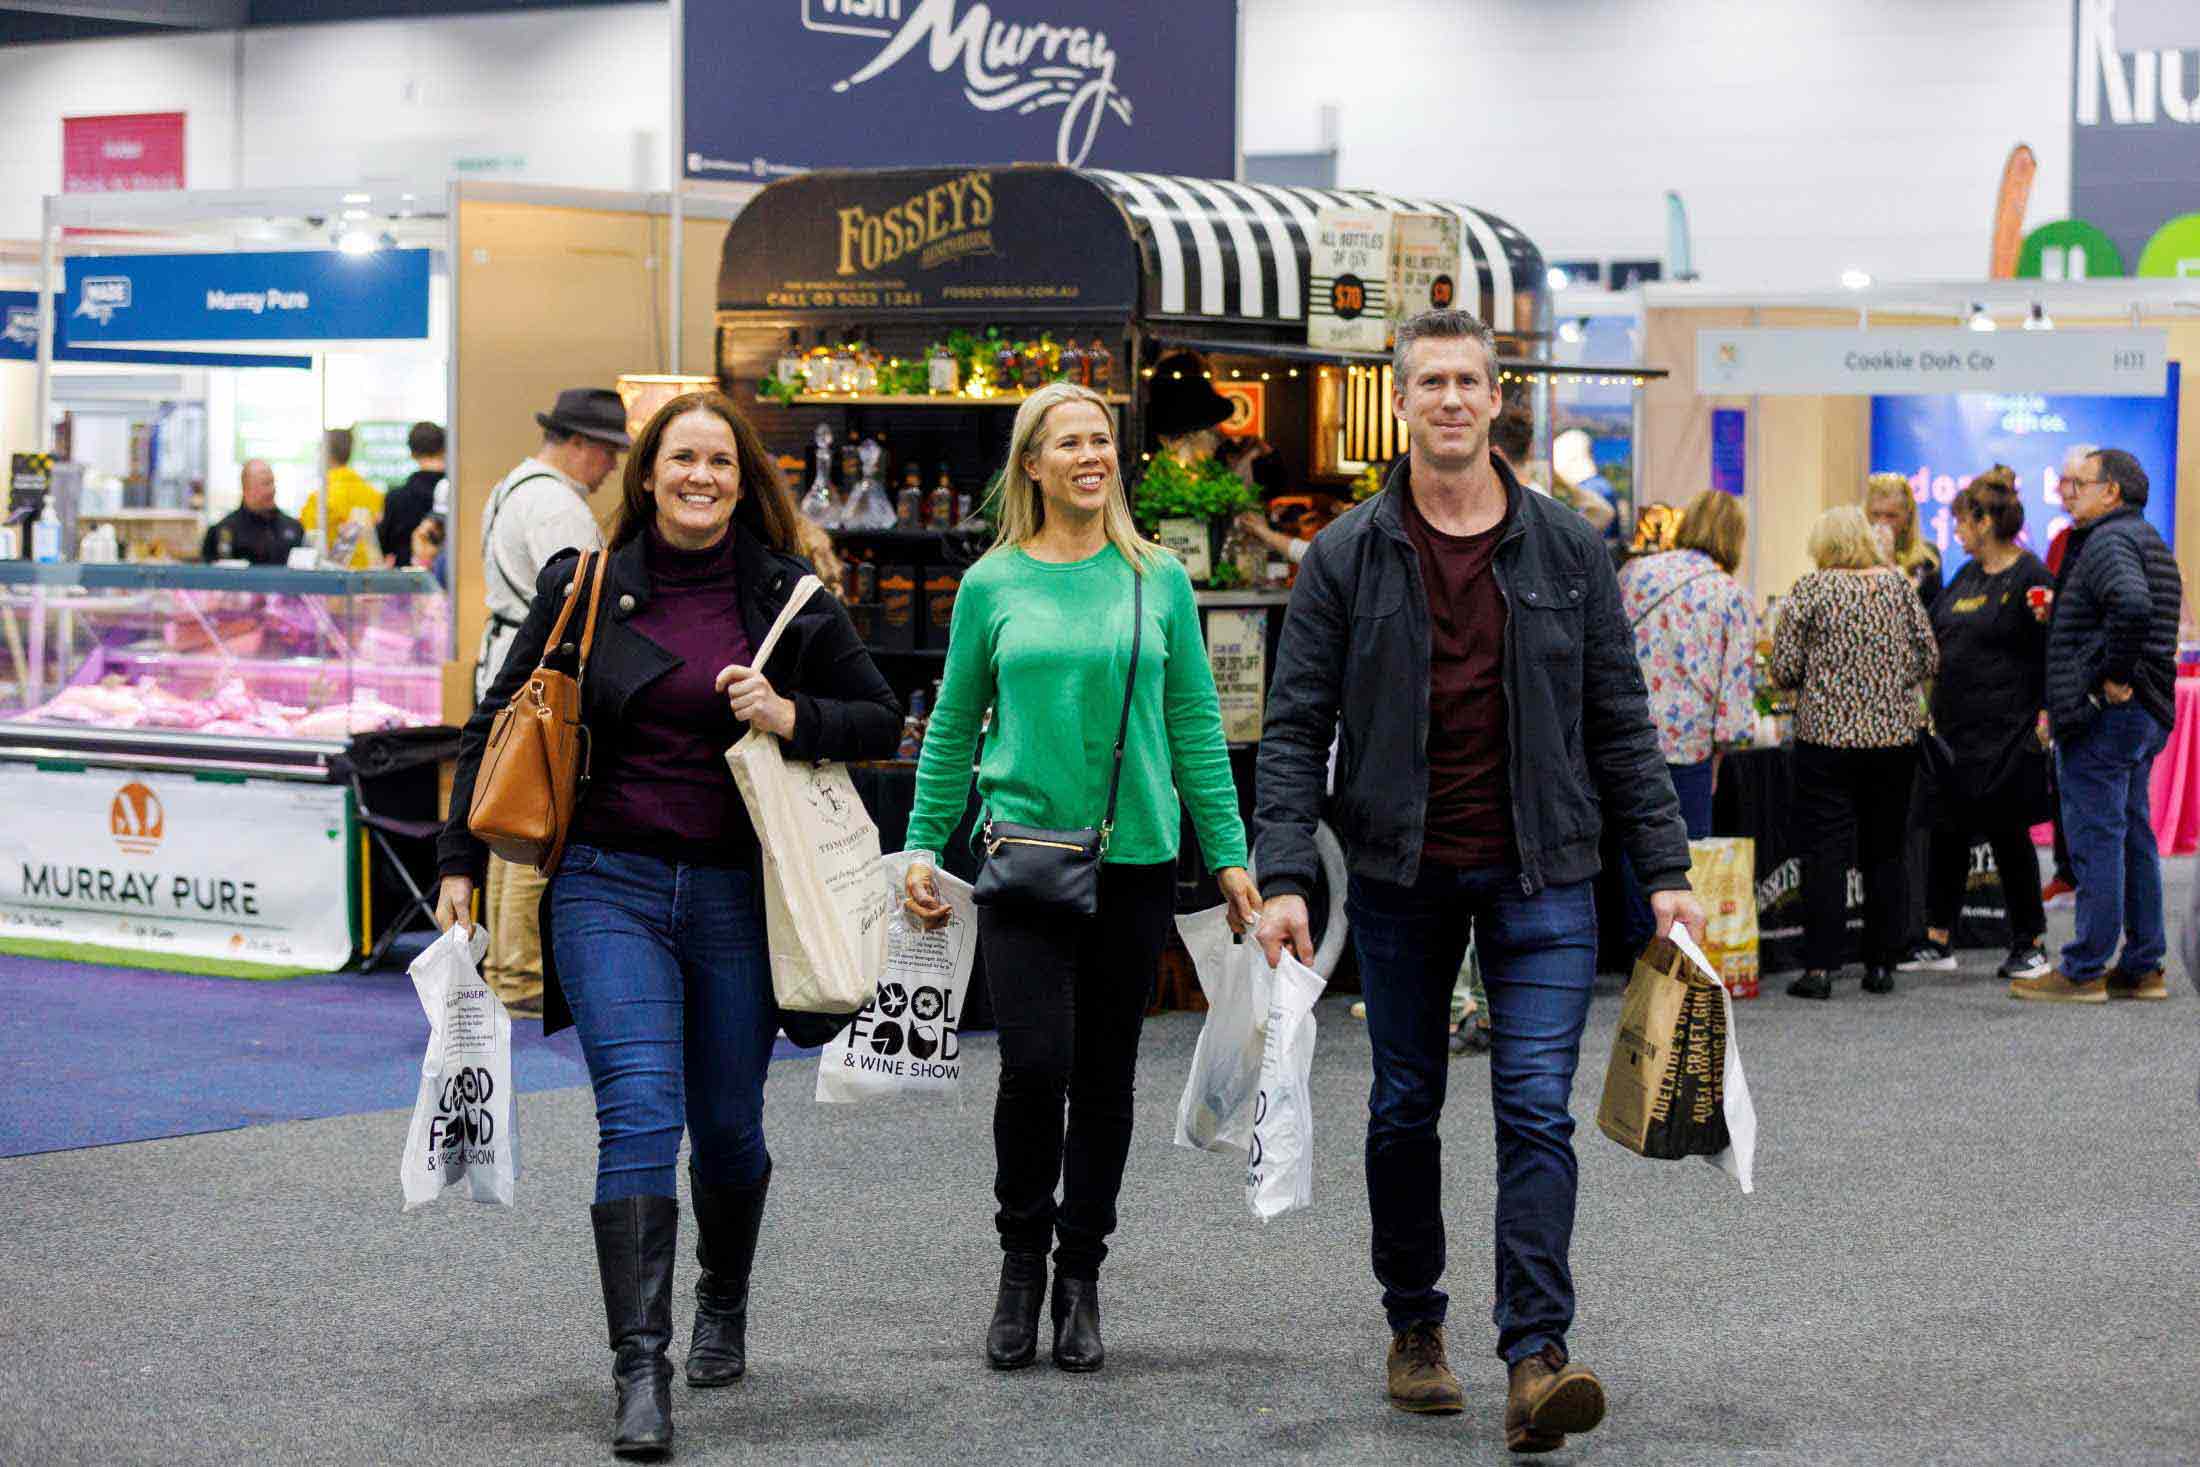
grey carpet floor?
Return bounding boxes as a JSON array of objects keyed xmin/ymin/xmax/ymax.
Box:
[{"xmin": 4, "ymin": 864, "xmax": 2196, "ymax": 1466}]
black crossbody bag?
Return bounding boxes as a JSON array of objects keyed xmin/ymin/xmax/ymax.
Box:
[{"xmin": 972, "ymin": 567, "xmax": 1142, "ymax": 918}]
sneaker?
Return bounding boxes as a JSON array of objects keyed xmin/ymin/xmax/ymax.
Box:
[
  {"xmin": 2104, "ymin": 966, "xmax": 2170, "ymax": 1001},
  {"xmin": 1504, "ymin": 1345, "xmax": 1605, "ymax": 1453},
  {"xmin": 2009, "ymin": 968, "xmax": 2107, "ymax": 1003},
  {"xmin": 1897, "ymin": 939, "xmax": 1956, "ymax": 972},
  {"xmin": 1350, "ymin": 1000, "xmax": 1368, "ymax": 1021},
  {"xmin": 1448, "ymin": 1019, "xmax": 1492, "ymax": 1057},
  {"xmin": 1785, "ymin": 970, "xmax": 1833, "ymax": 1000},
  {"xmin": 2041, "ymin": 877, "xmax": 2077, "ymax": 909},
  {"xmin": 1997, "ymin": 942, "xmax": 2051, "ymax": 981},
  {"xmin": 1386, "ymin": 1322, "xmax": 1464, "ymax": 1414}
]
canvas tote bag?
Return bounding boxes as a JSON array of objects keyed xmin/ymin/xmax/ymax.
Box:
[{"xmin": 725, "ymin": 575, "xmax": 893, "ymax": 1013}]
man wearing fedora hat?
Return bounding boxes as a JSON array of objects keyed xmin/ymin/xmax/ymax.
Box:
[{"xmin": 474, "ymin": 385, "xmax": 630, "ymax": 1017}]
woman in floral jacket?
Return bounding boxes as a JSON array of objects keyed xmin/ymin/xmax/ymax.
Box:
[{"xmin": 1618, "ymin": 490, "xmax": 1759, "ymax": 837}]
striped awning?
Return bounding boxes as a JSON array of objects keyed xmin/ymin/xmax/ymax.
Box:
[{"xmin": 1082, "ymin": 171, "xmax": 1546, "ymax": 334}]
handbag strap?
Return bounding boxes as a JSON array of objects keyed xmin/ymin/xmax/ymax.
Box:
[
  {"xmin": 536, "ymin": 548, "xmax": 609, "ymax": 676},
  {"xmin": 750, "ymin": 574, "xmax": 823, "ymax": 670},
  {"xmin": 1628, "ymin": 566, "xmax": 1718, "ymax": 630},
  {"xmin": 1099, "ymin": 565, "xmax": 1144, "ymax": 854}
]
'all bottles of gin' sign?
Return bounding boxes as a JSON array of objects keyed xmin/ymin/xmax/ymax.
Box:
[
  {"xmin": 1390, "ymin": 213, "xmax": 1462, "ymax": 329},
  {"xmin": 1309, "ymin": 210, "xmax": 1391, "ymax": 354}
]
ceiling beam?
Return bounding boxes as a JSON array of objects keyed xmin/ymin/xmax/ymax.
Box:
[{"xmin": 0, "ymin": 1, "xmax": 250, "ymax": 28}]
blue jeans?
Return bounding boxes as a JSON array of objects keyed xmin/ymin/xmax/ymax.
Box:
[
  {"xmin": 1349, "ymin": 866, "xmax": 1598, "ymax": 1364},
  {"xmin": 1624, "ymin": 758, "xmax": 1713, "ymax": 950},
  {"xmin": 547, "ymin": 846, "xmax": 780, "ymax": 1203},
  {"xmin": 2056, "ymin": 706, "xmax": 2170, "ymax": 980}
]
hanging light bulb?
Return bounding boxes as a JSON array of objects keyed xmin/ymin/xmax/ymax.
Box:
[
  {"xmin": 1967, "ymin": 303, "xmax": 1997, "ymax": 332},
  {"xmin": 2022, "ymin": 302, "xmax": 2054, "ymax": 331}
]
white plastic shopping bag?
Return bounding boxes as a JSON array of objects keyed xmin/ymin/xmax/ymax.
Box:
[
  {"xmin": 725, "ymin": 575, "xmax": 894, "ymax": 1015},
  {"xmin": 400, "ymin": 923, "xmax": 517, "ymax": 1210},
  {"xmin": 1669, "ymin": 926, "xmax": 1759, "ymax": 1194},
  {"xmin": 1246, "ymin": 951, "xmax": 1326, "ymax": 1221},
  {"xmin": 816, "ymin": 853, "xmax": 975, "ymax": 1103},
  {"xmin": 1173, "ymin": 904, "xmax": 1271, "ymax": 1154}
]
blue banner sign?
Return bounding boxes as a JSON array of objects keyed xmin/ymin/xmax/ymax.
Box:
[
  {"xmin": 0, "ymin": 291, "xmax": 311, "ymax": 369},
  {"xmin": 62, "ymin": 249, "xmax": 430, "ymax": 344},
  {"xmin": 1710, "ymin": 408, "xmax": 1747, "ymax": 496},
  {"xmin": 684, "ymin": 0, "xmax": 1237, "ymax": 181},
  {"xmin": 1869, "ymin": 365, "xmax": 2179, "ymax": 576}
]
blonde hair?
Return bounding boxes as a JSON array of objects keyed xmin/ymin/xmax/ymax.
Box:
[
  {"xmin": 1674, "ymin": 490, "xmax": 1746, "ymax": 573},
  {"xmin": 991, "ymin": 380, "xmax": 1163, "ymax": 573},
  {"xmin": 1808, "ymin": 504, "xmax": 1891, "ymax": 571},
  {"xmin": 1863, "ymin": 472, "xmax": 1937, "ymax": 572}
]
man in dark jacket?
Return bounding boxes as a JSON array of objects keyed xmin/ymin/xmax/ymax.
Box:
[
  {"xmin": 2014, "ymin": 447, "xmax": 2181, "ymax": 1003},
  {"xmin": 1254, "ymin": 308, "xmax": 1697, "ymax": 1450},
  {"xmin": 377, "ymin": 421, "xmax": 446, "ymax": 568}
]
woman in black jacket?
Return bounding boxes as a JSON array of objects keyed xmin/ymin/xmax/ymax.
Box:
[
  {"xmin": 433, "ymin": 391, "xmax": 898, "ymax": 1459},
  {"xmin": 1899, "ymin": 467, "xmax": 2053, "ymax": 981}
]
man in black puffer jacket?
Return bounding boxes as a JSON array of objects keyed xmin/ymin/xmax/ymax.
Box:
[{"xmin": 2014, "ymin": 448, "xmax": 2182, "ymax": 1003}]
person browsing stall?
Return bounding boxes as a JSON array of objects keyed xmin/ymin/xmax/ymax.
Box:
[
  {"xmin": 301, "ymin": 427, "xmax": 386, "ymax": 568},
  {"xmin": 433, "ymin": 391, "xmax": 899, "ymax": 1458},
  {"xmin": 1254, "ymin": 308, "xmax": 1699, "ymax": 1451},
  {"xmin": 1864, "ymin": 472, "xmax": 1944, "ymax": 607},
  {"xmin": 900, "ymin": 381, "xmax": 1260, "ymax": 1378},
  {"xmin": 378, "ymin": 421, "xmax": 447, "ymax": 568},
  {"xmin": 200, "ymin": 459, "xmax": 303, "ymax": 565}
]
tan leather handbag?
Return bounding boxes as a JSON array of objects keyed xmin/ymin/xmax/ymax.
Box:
[{"xmin": 466, "ymin": 549, "xmax": 609, "ymax": 873}]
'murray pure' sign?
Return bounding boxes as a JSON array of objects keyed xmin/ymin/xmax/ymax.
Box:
[{"xmin": 684, "ymin": 0, "xmax": 1237, "ymax": 181}]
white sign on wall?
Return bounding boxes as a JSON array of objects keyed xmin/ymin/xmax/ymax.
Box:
[
  {"xmin": 1204, "ymin": 607, "xmax": 1268, "ymax": 745},
  {"xmin": 1697, "ymin": 327, "xmax": 2170, "ymax": 396},
  {"xmin": 1309, "ymin": 209, "xmax": 1392, "ymax": 354},
  {"xmin": 1390, "ymin": 212, "xmax": 1463, "ymax": 327},
  {"xmin": 0, "ymin": 766, "xmax": 353, "ymax": 975}
]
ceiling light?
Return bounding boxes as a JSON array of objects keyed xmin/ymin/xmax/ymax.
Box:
[
  {"xmin": 1546, "ymin": 266, "xmax": 1570, "ymax": 291},
  {"xmin": 335, "ymin": 228, "xmax": 380, "ymax": 255},
  {"xmin": 1966, "ymin": 302, "xmax": 1996, "ymax": 332},
  {"xmin": 1840, "ymin": 268, "xmax": 1872, "ymax": 291},
  {"xmin": 341, "ymin": 192, "xmax": 370, "ymax": 205},
  {"xmin": 2022, "ymin": 302, "xmax": 2054, "ymax": 331}
]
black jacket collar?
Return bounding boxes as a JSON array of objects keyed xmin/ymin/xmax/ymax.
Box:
[
  {"xmin": 600, "ymin": 520, "xmax": 807, "ymax": 662},
  {"xmin": 1373, "ymin": 451, "xmax": 1530, "ymax": 546}
]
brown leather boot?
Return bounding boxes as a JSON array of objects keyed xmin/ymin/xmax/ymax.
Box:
[
  {"xmin": 1504, "ymin": 1345, "xmax": 1605, "ymax": 1453},
  {"xmin": 2105, "ymin": 966, "xmax": 2169, "ymax": 1000},
  {"xmin": 1385, "ymin": 1321, "xmax": 1464, "ymax": 1414},
  {"xmin": 2009, "ymin": 968, "xmax": 2107, "ymax": 1003}
]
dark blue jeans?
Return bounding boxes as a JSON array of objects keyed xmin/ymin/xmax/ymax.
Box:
[
  {"xmin": 2056, "ymin": 705, "xmax": 2170, "ymax": 980},
  {"xmin": 547, "ymin": 846, "xmax": 780, "ymax": 1204},
  {"xmin": 1349, "ymin": 866, "xmax": 1598, "ymax": 1364},
  {"xmin": 1625, "ymin": 759, "xmax": 1713, "ymax": 949}
]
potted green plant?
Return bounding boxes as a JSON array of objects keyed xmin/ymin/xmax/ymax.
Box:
[{"xmin": 1133, "ymin": 453, "xmax": 1257, "ymax": 585}]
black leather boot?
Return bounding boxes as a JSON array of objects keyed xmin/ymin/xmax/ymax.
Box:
[
  {"xmin": 591, "ymin": 1195, "xmax": 677, "ymax": 1461},
  {"xmin": 687, "ymin": 1170, "xmax": 769, "ymax": 1388},
  {"xmin": 985, "ymin": 1252, "xmax": 1047, "ymax": 1370},
  {"xmin": 1861, "ymin": 964, "xmax": 1896, "ymax": 994},
  {"xmin": 1050, "ymin": 1275, "xmax": 1104, "ymax": 1373}
]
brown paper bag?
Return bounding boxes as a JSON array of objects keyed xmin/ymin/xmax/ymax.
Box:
[{"xmin": 1598, "ymin": 936, "xmax": 1732, "ymax": 1160}]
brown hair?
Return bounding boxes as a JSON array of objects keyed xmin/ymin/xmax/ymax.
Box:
[
  {"xmin": 609, "ymin": 390, "xmax": 798, "ymax": 554},
  {"xmin": 1674, "ymin": 489, "xmax": 1746, "ymax": 573},
  {"xmin": 1952, "ymin": 464, "xmax": 2024, "ymax": 543}
]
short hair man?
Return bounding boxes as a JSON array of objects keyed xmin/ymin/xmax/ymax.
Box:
[
  {"xmin": 200, "ymin": 459, "xmax": 303, "ymax": 565},
  {"xmin": 378, "ymin": 421, "xmax": 447, "ymax": 569},
  {"xmin": 302, "ymin": 426, "xmax": 387, "ymax": 567},
  {"xmin": 2014, "ymin": 447, "xmax": 2181, "ymax": 1003},
  {"xmin": 1255, "ymin": 309, "xmax": 1699, "ymax": 1449},
  {"xmin": 473, "ymin": 387, "xmax": 629, "ymax": 1019}
]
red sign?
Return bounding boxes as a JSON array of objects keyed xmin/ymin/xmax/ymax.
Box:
[{"xmin": 63, "ymin": 112, "xmax": 185, "ymax": 194}]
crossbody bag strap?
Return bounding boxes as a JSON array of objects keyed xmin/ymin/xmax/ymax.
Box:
[
  {"xmin": 1098, "ymin": 565, "xmax": 1145, "ymax": 854},
  {"xmin": 1628, "ymin": 567, "xmax": 1717, "ymax": 631}
]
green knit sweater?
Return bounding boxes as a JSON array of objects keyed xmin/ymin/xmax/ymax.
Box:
[{"xmin": 905, "ymin": 543, "xmax": 1249, "ymax": 871}]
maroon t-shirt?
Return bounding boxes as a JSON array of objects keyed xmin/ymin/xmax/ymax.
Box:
[
  {"xmin": 574, "ymin": 527, "xmax": 760, "ymax": 868},
  {"xmin": 1402, "ymin": 478, "xmax": 1515, "ymax": 869}
]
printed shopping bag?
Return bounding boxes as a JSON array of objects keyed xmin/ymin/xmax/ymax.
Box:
[
  {"xmin": 1686, "ymin": 836, "xmax": 1760, "ymax": 998},
  {"xmin": 1597, "ymin": 927, "xmax": 1758, "ymax": 1193},
  {"xmin": 816, "ymin": 854, "xmax": 976, "ymax": 1103},
  {"xmin": 400, "ymin": 923, "xmax": 517, "ymax": 1210},
  {"xmin": 1172, "ymin": 904, "xmax": 1271, "ymax": 1154},
  {"xmin": 1246, "ymin": 952, "xmax": 1326, "ymax": 1221},
  {"xmin": 725, "ymin": 575, "xmax": 895, "ymax": 1014}
]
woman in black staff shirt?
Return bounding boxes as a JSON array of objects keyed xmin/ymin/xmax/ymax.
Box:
[{"xmin": 1900, "ymin": 466, "xmax": 2054, "ymax": 981}]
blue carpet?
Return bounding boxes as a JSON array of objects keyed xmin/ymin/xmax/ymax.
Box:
[{"xmin": 0, "ymin": 952, "xmax": 806, "ymax": 1158}]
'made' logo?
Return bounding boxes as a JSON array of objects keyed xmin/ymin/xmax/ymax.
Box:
[
  {"xmin": 810, "ymin": 0, "xmax": 1133, "ymax": 167},
  {"xmin": 110, "ymin": 781, "xmax": 164, "ymax": 855},
  {"xmin": 74, "ymin": 276, "xmax": 131, "ymax": 325}
]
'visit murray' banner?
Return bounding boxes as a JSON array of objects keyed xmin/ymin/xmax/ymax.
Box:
[{"xmin": 0, "ymin": 765, "xmax": 353, "ymax": 975}]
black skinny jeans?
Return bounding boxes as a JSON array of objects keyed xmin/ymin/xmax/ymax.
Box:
[
  {"xmin": 1793, "ymin": 740, "xmax": 1917, "ymax": 971},
  {"xmin": 1926, "ymin": 824, "xmax": 2046, "ymax": 944},
  {"xmin": 978, "ymin": 859, "xmax": 1175, "ymax": 1280}
]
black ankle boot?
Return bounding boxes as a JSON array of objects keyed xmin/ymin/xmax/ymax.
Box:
[
  {"xmin": 1861, "ymin": 964, "xmax": 1895, "ymax": 994},
  {"xmin": 1050, "ymin": 1275, "xmax": 1104, "ymax": 1373},
  {"xmin": 1786, "ymin": 969, "xmax": 1833, "ymax": 1000},
  {"xmin": 591, "ymin": 1195, "xmax": 677, "ymax": 1461},
  {"xmin": 985, "ymin": 1252, "xmax": 1046, "ymax": 1370},
  {"xmin": 687, "ymin": 1169, "xmax": 769, "ymax": 1388}
]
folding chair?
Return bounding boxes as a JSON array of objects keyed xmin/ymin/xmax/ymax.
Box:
[{"xmin": 339, "ymin": 725, "xmax": 463, "ymax": 972}]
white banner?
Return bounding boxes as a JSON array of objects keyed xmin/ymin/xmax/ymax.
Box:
[
  {"xmin": 1310, "ymin": 209, "xmax": 1392, "ymax": 354},
  {"xmin": 1204, "ymin": 607, "xmax": 1268, "ymax": 745},
  {"xmin": 1696, "ymin": 327, "xmax": 2169, "ymax": 396},
  {"xmin": 0, "ymin": 765, "xmax": 353, "ymax": 974}
]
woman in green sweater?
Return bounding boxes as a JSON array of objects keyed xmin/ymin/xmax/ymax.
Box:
[{"xmin": 903, "ymin": 380, "xmax": 1261, "ymax": 1375}]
